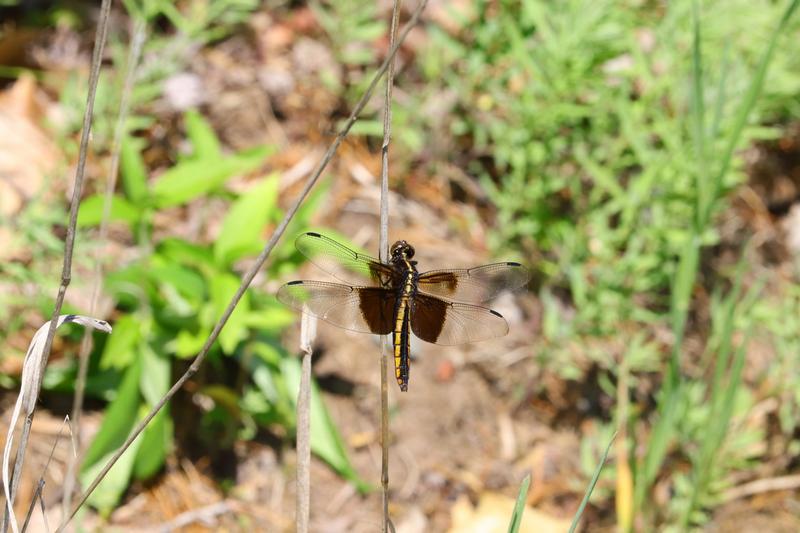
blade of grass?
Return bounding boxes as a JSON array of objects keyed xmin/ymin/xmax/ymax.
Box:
[
  {"xmin": 507, "ymin": 474, "xmax": 531, "ymax": 533},
  {"xmin": 58, "ymin": 3, "xmax": 428, "ymax": 529},
  {"xmin": 700, "ymin": 0, "xmax": 800, "ymax": 228},
  {"xmin": 569, "ymin": 432, "xmax": 616, "ymax": 533}
]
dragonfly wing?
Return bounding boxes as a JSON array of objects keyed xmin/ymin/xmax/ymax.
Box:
[
  {"xmin": 410, "ymin": 294, "xmax": 509, "ymax": 345},
  {"xmin": 295, "ymin": 232, "xmax": 395, "ymax": 286},
  {"xmin": 277, "ymin": 281, "xmax": 395, "ymax": 335},
  {"xmin": 418, "ymin": 262, "xmax": 530, "ymax": 303}
]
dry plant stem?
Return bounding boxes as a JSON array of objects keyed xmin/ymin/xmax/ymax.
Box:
[
  {"xmin": 379, "ymin": 2, "xmax": 402, "ymax": 531},
  {"xmin": 57, "ymin": 3, "xmax": 428, "ymax": 530},
  {"xmin": 722, "ymin": 474, "xmax": 800, "ymax": 502},
  {"xmin": 1, "ymin": 2, "xmax": 112, "ymax": 531},
  {"xmin": 296, "ymin": 313, "xmax": 316, "ymax": 532},
  {"xmin": 62, "ymin": 17, "xmax": 148, "ymax": 521}
]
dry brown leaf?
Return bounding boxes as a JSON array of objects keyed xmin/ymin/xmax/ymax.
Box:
[{"xmin": 0, "ymin": 73, "xmax": 63, "ymax": 218}]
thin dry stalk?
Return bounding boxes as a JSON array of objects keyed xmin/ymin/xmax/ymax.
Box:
[
  {"xmin": 22, "ymin": 416, "xmax": 73, "ymax": 533},
  {"xmin": 2, "ymin": 4, "xmax": 112, "ymax": 530},
  {"xmin": 61, "ymin": 16, "xmax": 148, "ymax": 520},
  {"xmin": 57, "ymin": 3, "xmax": 428, "ymax": 530},
  {"xmin": 378, "ymin": 2, "xmax": 402, "ymax": 532},
  {"xmin": 295, "ymin": 312, "xmax": 317, "ymax": 532}
]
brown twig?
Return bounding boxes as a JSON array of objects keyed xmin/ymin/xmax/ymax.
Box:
[
  {"xmin": 2, "ymin": 2, "xmax": 112, "ymax": 532},
  {"xmin": 722, "ymin": 474, "xmax": 800, "ymax": 502},
  {"xmin": 379, "ymin": 2, "xmax": 402, "ymax": 532},
  {"xmin": 56, "ymin": 3, "xmax": 428, "ymax": 530}
]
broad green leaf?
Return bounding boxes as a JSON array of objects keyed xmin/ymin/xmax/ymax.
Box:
[
  {"xmin": 214, "ymin": 174, "xmax": 280, "ymax": 267},
  {"xmin": 151, "ymin": 145, "xmax": 272, "ymax": 208},
  {"xmin": 82, "ymin": 360, "xmax": 141, "ymax": 470},
  {"xmin": 99, "ymin": 314, "xmax": 140, "ymax": 370},
  {"xmin": 120, "ymin": 134, "xmax": 149, "ymax": 203},
  {"xmin": 242, "ymin": 304, "xmax": 296, "ymax": 335},
  {"xmin": 77, "ymin": 194, "xmax": 141, "ymax": 228},
  {"xmin": 157, "ymin": 238, "xmax": 216, "ymax": 273},
  {"xmin": 281, "ymin": 357, "xmax": 370, "ymax": 492},
  {"xmin": 132, "ymin": 406, "xmax": 171, "ymax": 480},
  {"xmin": 173, "ymin": 326, "xmax": 210, "ymax": 358},
  {"xmin": 133, "ymin": 344, "xmax": 172, "ymax": 480},
  {"xmin": 139, "ymin": 342, "xmax": 170, "ymax": 406},
  {"xmin": 81, "ymin": 426, "xmax": 143, "ymax": 514},
  {"xmin": 184, "ymin": 109, "xmax": 222, "ymax": 158},
  {"xmin": 148, "ymin": 259, "xmax": 206, "ymax": 306},
  {"xmin": 209, "ymin": 273, "xmax": 251, "ymax": 353}
]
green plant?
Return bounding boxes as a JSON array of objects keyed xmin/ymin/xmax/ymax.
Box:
[
  {"xmin": 405, "ymin": 0, "xmax": 800, "ymax": 528},
  {"xmin": 73, "ymin": 111, "xmax": 366, "ymax": 512}
]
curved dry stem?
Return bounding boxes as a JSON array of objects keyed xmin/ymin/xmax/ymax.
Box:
[
  {"xmin": 2, "ymin": 2, "xmax": 112, "ymax": 531},
  {"xmin": 56, "ymin": 3, "xmax": 428, "ymax": 530}
]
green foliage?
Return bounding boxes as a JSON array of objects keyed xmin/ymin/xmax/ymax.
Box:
[
  {"xmin": 403, "ymin": 0, "xmax": 800, "ymax": 528},
  {"xmin": 75, "ymin": 111, "xmax": 363, "ymax": 511},
  {"xmin": 413, "ymin": 0, "xmax": 800, "ymax": 355}
]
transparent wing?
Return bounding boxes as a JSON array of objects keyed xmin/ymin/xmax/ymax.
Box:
[
  {"xmin": 295, "ymin": 232, "xmax": 395, "ymax": 286},
  {"xmin": 277, "ymin": 280, "xmax": 395, "ymax": 335},
  {"xmin": 410, "ymin": 294, "xmax": 509, "ymax": 346},
  {"xmin": 418, "ymin": 262, "xmax": 530, "ymax": 303}
]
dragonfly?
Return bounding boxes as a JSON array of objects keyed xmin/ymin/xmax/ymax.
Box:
[{"xmin": 277, "ymin": 232, "xmax": 530, "ymax": 391}]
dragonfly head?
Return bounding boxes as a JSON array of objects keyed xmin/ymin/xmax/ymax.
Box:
[{"xmin": 390, "ymin": 240, "xmax": 415, "ymax": 260}]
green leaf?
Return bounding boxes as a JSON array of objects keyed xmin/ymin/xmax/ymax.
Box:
[
  {"xmin": 185, "ymin": 109, "xmax": 222, "ymax": 158},
  {"xmin": 133, "ymin": 344, "xmax": 172, "ymax": 480},
  {"xmin": 209, "ymin": 273, "xmax": 251, "ymax": 354},
  {"xmin": 148, "ymin": 259, "xmax": 206, "ymax": 306},
  {"xmin": 81, "ymin": 426, "xmax": 143, "ymax": 515},
  {"xmin": 132, "ymin": 406, "xmax": 171, "ymax": 480},
  {"xmin": 281, "ymin": 357, "xmax": 370, "ymax": 492},
  {"xmin": 99, "ymin": 314, "xmax": 141, "ymax": 370},
  {"xmin": 173, "ymin": 326, "xmax": 211, "ymax": 358},
  {"xmin": 214, "ymin": 174, "xmax": 280, "ymax": 266},
  {"xmin": 120, "ymin": 134, "xmax": 149, "ymax": 203},
  {"xmin": 508, "ymin": 474, "xmax": 531, "ymax": 533},
  {"xmin": 139, "ymin": 342, "xmax": 170, "ymax": 406},
  {"xmin": 151, "ymin": 145, "xmax": 272, "ymax": 208},
  {"xmin": 82, "ymin": 360, "xmax": 142, "ymax": 470},
  {"xmin": 77, "ymin": 194, "xmax": 141, "ymax": 228}
]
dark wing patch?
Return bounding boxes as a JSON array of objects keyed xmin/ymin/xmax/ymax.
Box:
[
  {"xmin": 410, "ymin": 294, "xmax": 510, "ymax": 345},
  {"xmin": 277, "ymin": 280, "xmax": 394, "ymax": 335},
  {"xmin": 295, "ymin": 232, "xmax": 398, "ymax": 287},
  {"xmin": 417, "ymin": 262, "xmax": 530, "ymax": 303}
]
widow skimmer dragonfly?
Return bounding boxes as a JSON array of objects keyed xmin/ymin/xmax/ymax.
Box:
[{"xmin": 277, "ymin": 232, "xmax": 530, "ymax": 391}]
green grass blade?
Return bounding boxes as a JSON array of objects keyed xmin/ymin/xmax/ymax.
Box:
[
  {"xmin": 701, "ymin": 0, "xmax": 800, "ymax": 227},
  {"xmin": 690, "ymin": 0, "xmax": 708, "ymax": 229},
  {"xmin": 569, "ymin": 432, "xmax": 616, "ymax": 533},
  {"xmin": 507, "ymin": 474, "xmax": 531, "ymax": 533}
]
